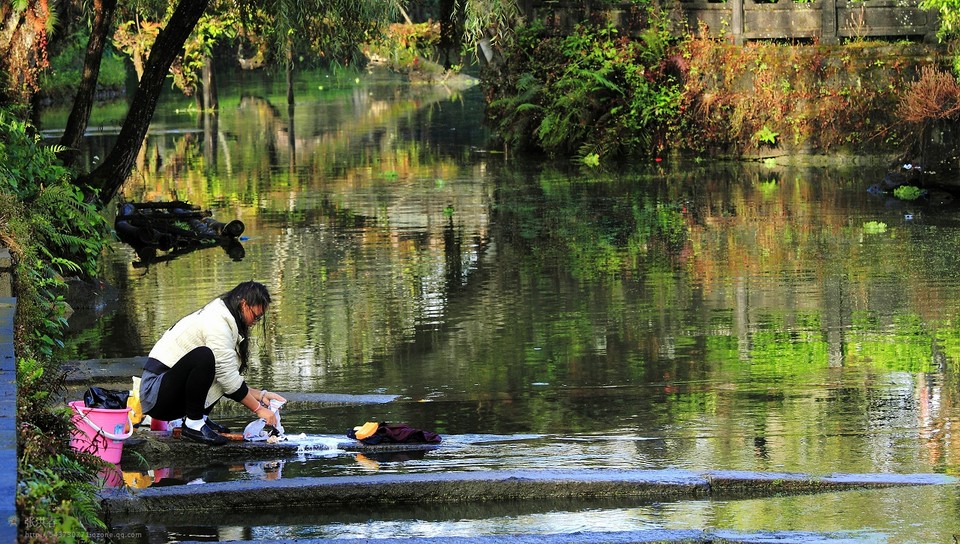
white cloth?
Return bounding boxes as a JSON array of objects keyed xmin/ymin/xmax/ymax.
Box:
[
  {"xmin": 146, "ymin": 297, "xmax": 246, "ymax": 409},
  {"xmin": 244, "ymin": 399, "xmax": 286, "ymax": 441}
]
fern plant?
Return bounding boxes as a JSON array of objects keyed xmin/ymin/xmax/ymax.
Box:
[
  {"xmin": 1, "ymin": 107, "xmax": 108, "ymax": 541},
  {"xmin": 485, "ymin": 7, "xmax": 682, "ymax": 161},
  {"xmin": 29, "ymin": 183, "xmax": 106, "ymax": 279},
  {"xmin": 489, "ymin": 72, "xmax": 544, "ymax": 150},
  {"xmin": 0, "ymin": 111, "xmax": 70, "ymax": 200}
]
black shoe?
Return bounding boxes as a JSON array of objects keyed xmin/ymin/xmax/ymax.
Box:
[
  {"xmin": 205, "ymin": 419, "xmax": 230, "ymax": 434},
  {"xmin": 181, "ymin": 424, "xmax": 229, "ymax": 446}
]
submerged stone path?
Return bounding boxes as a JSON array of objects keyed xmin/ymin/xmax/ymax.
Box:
[
  {"xmin": 167, "ymin": 530, "xmax": 916, "ymax": 544},
  {"xmin": 102, "ymin": 467, "xmax": 956, "ymax": 522}
]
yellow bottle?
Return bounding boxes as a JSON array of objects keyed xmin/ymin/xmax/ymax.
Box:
[{"xmin": 128, "ymin": 376, "xmax": 143, "ymax": 426}]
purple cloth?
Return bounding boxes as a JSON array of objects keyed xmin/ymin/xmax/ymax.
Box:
[{"xmin": 347, "ymin": 423, "xmax": 442, "ymax": 444}]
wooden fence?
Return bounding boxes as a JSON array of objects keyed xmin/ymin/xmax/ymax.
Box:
[{"xmin": 528, "ymin": 0, "xmax": 939, "ymax": 44}]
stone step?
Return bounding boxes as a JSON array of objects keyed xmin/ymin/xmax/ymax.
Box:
[{"xmin": 100, "ymin": 467, "xmax": 958, "ymax": 522}]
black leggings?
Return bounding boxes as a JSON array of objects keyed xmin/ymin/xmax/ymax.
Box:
[{"xmin": 146, "ymin": 346, "xmax": 217, "ymax": 422}]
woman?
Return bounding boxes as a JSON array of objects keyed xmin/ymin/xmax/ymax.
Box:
[{"xmin": 139, "ymin": 281, "xmax": 287, "ymax": 445}]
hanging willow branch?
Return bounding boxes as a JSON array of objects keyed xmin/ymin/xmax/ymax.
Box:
[{"xmin": 455, "ymin": 0, "xmax": 522, "ymax": 58}]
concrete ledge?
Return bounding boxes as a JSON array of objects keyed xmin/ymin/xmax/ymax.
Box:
[
  {"xmin": 101, "ymin": 468, "xmax": 958, "ymax": 522},
  {"xmin": 63, "ymin": 357, "xmax": 147, "ymax": 385},
  {"xmin": 0, "ymin": 297, "xmax": 15, "ymax": 542},
  {"xmin": 120, "ymin": 430, "xmax": 438, "ymax": 467}
]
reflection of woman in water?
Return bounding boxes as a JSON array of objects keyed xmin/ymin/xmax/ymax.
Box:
[{"xmin": 139, "ymin": 281, "xmax": 286, "ymax": 445}]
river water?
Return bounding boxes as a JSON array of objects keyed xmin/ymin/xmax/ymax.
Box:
[{"xmin": 46, "ymin": 67, "xmax": 960, "ymax": 542}]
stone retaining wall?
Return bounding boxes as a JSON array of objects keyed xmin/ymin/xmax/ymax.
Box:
[{"xmin": 529, "ymin": 0, "xmax": 939, "ymax": 44}]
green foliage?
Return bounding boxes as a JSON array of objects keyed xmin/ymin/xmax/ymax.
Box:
[
  {"xmin": 0, "ymin": 111, "xmax": 70, "ymax": 200},
  {"xmin": 921, "ymin": 0, "xmax": 960, "ymax": 41},
  {"xmin": 0, "ymin": 110, "xmax": 107, "ymax": 281},
  {"xmin": 171, "ymin": 12, "xmax": 240, "ymax": 96},
  {"xmin": 112, "ymin": 1, "xmax": 400, "ymax": 96},
  {"xmin": 31, "ymin": 184, "xmax": 106, "ymax": 279},
  {"xmin": 920, "ymin": 0, "xmax": 960, "ymax": 77},
  {"xmin": 18, "ymin": 454, "xmax": 105, "ymax": 542},
  {"xmin": 39, "ymin": 31, "xmax": 127, "ymax": 101},
  {"xmin": 233, "ymin": 0, "xmax": 400, "ymax": 69},
  {"xmin": 755, "ymin": 125, "xmax": 779, "ymax": 146},
  {"xmin": 0, "ymin": 107, "xmax": 108, "ymax": 541},
  {"xmin": 366, "ymin": 22, "xmax": 454, "ymax": 77},
  {"xmin": 488, "ymin": 71, "xmax": 544, "ymax": 150},
  {"xmin": 457, "ymin": 0, "xmax": 522, "ymax": 56},
  {"xmin": 862, "ymin": 220, "xmax": 886, "ymax": 234},
  {"xmin": 486, "ymin": 10, "xmax": 681, "ymax": 162},
  {"xmin": 893, "ymin": 185, "xmax": 923, "ymax": 200}
]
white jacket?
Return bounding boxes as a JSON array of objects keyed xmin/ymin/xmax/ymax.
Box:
[{"xmin": 147, "ymin": 297, "xmax": 246, "ymax": 408}]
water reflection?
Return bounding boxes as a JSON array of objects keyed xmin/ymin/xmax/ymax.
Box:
[{"xmin": 48, "ymin": 68, "xmax": 960, "ymax": 540}]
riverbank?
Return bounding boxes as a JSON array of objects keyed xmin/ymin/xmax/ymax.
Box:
[{"xmin": 483, "ymin": 19, "xmax": 958, "ymax": 171}]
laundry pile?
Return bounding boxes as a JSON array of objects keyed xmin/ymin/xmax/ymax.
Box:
[
  {"xmin": 244, "ymin": 399, "xmax": 295, "ymax": 443},
  {"xmin": 347, "ymin": 422, "xmax": 442, "ymax": 444}
]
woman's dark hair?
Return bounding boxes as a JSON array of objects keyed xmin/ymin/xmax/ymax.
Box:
[{"xmin": 221, "ymin": 281, "xmax": 271, "ymax": 372}]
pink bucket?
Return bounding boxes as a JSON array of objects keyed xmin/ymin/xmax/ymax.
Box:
[{"xmin": 69, "ymin": 400, "xmax": 133, "ymax": 464}]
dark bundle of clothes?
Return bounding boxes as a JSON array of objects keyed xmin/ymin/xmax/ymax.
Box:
[
  {"xmin": 83, "ymin": 387, "xmax": 129, "ymax": 409},
  {"xmin": 347, "ymin": 422, "xmax": 442, "ymax": 445}
]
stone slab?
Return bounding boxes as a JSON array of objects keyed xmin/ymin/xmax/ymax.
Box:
[
  {"xmin": 169, "ymin": 529, "xmax": 880, "ymax": 544},
  {"xmin": 100, "ymin": 467, "xmax": 958, "ymax": 521}
]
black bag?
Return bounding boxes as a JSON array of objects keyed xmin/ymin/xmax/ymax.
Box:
[{"xmin": 83, "ymin": 387, "xmax": 129, "ymax": 409}]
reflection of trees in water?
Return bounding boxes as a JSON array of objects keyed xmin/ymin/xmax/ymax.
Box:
[
  {"xmin": 922, "ymin": 339, "xmax": 960, "ymax": 468},
  {"xmin": 125, "ymin": 83, "xmax": 477, "ymax": 206},
  {"xmin": 474, "ymin": 162, "xmax": 960, "ymax": 438}
]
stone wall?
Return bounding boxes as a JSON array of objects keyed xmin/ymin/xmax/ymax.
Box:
[{"xmin": 529, "ymin": 0, "xmax": 939, "ymax": 44}]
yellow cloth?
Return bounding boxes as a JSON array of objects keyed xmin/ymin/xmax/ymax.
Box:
[{"xmin": 354, "ymin": 421, "xmax": 379, "ymax": 440}]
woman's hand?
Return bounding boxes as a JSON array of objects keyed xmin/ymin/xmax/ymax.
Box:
[
  {"xmin": 261, "ymin": 390, "xmax": 287, "ymax": 405},
  {"xmin": 254, "ymin": 406, "xmax": 279, "ymax": 427}
]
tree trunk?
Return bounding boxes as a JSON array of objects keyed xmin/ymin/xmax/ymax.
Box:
[
  {"xmin": 202, "ymin": 55, "xmax": 218, "ymax": 111},
  {"xmin": 438, "ymin": 0, "xmax": 456, "ymax": 70},
  {"xmin": 287, "ymin": 102, "xmax": 296, "ymax": 174},
  {"xmin": 80, "ymin": 0, "xmax": 210, "ymax": 206},
  {"xmin": 285, "ymin": 40, "xmax": 294, "ymax": 106},
  {"xmin": 60, "ymin": 0, "xmax": 118, "ymax": 169},
  {"xmin": 203, "ymin": 111, "xmax": 218, "ymax": 169}
]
